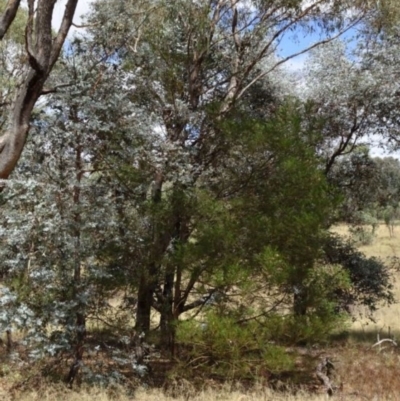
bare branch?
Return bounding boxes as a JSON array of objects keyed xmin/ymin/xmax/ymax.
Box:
[
  {"xmin": 72, "ymin": 21, "xmax": 100, "ymax": 29},
  {"xmin": 0, "ymin": 0, "xmax": 21, "ymax": 39},
  {"xmin": 40, "ymin": 82, "xmax": 74, "ymax": 96},
  {"xmin": 25, "ymin": 0, "xmax": 41, "ymax": 72},
  {"xmin": 50, "ymin": 0, "xmax": 79, "ymax": 69},
  {"xmin": 182, "ymin": 289, "xmax": 218, "ymax": 312},
  {"xmin": 237, "ymin": 16, "xmax": 363, "ymax": 102},
  {"xmin": 372, "ymin": 338, "xmax": 397, "ymax": 348}
]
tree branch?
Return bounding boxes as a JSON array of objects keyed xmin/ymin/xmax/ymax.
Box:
[
  {"xmin": 25, "ymin": 0, "xmax": 42, "ymax": 73},
  {"xmin": 236, "ymin": 14, "xmax": 364, "ymax": 102},
  {"xmin": 50, "ymin": 0, "xmax": 79, "ymax": 69},
  {"xmin": 0, "ymin": 0, "xmax": 79, "ymax": 179},
  {"xmin": 0, "ymin": 0, "xmax": 21, "ymax": 40},
  {"xmin": 40, "ymin": 82, "xmax": 74, "ymax": 96}
]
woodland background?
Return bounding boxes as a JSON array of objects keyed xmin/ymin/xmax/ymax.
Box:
[{"xmin": 1, "ymin": 1, "xmax": 400, "ymax": 399}]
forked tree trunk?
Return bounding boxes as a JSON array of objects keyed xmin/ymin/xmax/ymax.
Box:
[{"xmin": 0, "ymin": 0, "xmax": 78, "ymax": 179}]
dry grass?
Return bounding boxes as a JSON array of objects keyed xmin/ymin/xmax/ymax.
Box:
[
  {"xmin": 3, "ymin": 381, "xmax": 400, "ymax": 401},
  {"xmin": 3, "ymin": 223, "xmax": 400, "ymax": 400},
  {"xmin": 332, "ymin": 223, "xmax": 400, "ymax": 260},
  {"xmin": 0, "ymin": 385, "xmax": 394, "ymax": 401},
  {"xmin": 333, "ymin": 223, "xmax": 400, "ymax": 335}
]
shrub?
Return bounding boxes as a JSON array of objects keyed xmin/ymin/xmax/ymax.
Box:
[
  {"xmin": 323, "ymin": 234, "xmax": 394, "ymax": 314},
  {"xmin": 176, "ymin": 313, "xmax": 294, "ymax": 381}
]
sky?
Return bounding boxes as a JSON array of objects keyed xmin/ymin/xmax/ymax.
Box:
[
  {"xmin": 52, "ymin": 0, "xmax": 93, "ymax": 36},
  {"xmin": 49, "ymin": 0, "xmax": 399, "ymax": 159}
]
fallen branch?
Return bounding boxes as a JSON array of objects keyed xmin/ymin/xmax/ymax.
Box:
[
  {"xmin": 372, "ymin": 338, "xmax": 397, "ymax": 349},
  {"xmin": 316, "ymin": 356, "xmax": 336, "ymax": 396}
]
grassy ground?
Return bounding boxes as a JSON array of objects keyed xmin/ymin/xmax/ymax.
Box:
[
  {"xmin": 333, "ymin": 223, "xmax": 400, "ymax": 335},
  {"xmin": 0, "ymin": 386, "xmax": 372, "ymax": 401},
  {"xmin": 3, "ymin": 223, "xmax": 400, "ymax": 400}
]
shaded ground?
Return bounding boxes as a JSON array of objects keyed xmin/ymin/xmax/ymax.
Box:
[{"xmin": 2, "ymin": 223, "xmax": 400, "ymax": 400}]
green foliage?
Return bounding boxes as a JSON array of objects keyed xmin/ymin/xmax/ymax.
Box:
[
  {"xmin": 260, "ymin": 258, "xmax": 350, "ymax": 341},
  {"xmin": 348, "ymin": 226, "xmax": 375, "ymax": 246},
  {"xmin": 347, "ymin": 210, "xmax": 379, "ymax": 245},
  {"xmin": 0, "ymin": 0, "xmax": 27, "ymax": 44},
  {"xmin": 267, "ymin": 313, "xmax": 347, "ymax": 345},
  {"xmin": 176, "ymin": 313, "xmax": 294, "ymax": 380},
  {"xmin": 323, "ymin": 235, "xmax": 394, "ymax": 313},
  {"xmin": 305, "ymin": 264, "xmax": 351, "ymax": 315},
  {"xmin": 223, "ymin": 103, "xmax": 339, "ymax": 317},
  {"xmin": 0, "ymin": 0, "xmax": 397, "ymax": 388},
  {"xmin": 329, "ymin": 153, "xmax": 400, "ymax": 230},
  {"xmin": 329, "ymin": 148, "xmax": 378, "ymax": 223},
  {"xmin": 176, "ymin": 299, "xmax": 347, "ymax": 381}
]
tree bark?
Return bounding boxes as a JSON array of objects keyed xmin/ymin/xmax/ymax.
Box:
[
  {"xmin": 135, "ymin": 263, "xmax": 158, "ymax": 335},
  {"xmin": 0, "ymin": 0, "xmax": 78, "ymax": 179},
  {"xmin": 0, "ymin": 0, "xmax": 21, "ymax": 39},
  {"xmin": 135, "ymin": 170, "xmax": 164, "ymax": 334},
  {"xmin": 159, "ymin": 267, "xmax": 175, "ymax": 354},
  {"xmin": 293, "ymin": 286, "xmax": 308, "ymax": 316},
  {"xmin": 66, "ymin": 107, "xmax": 86, "ymax": 388}
]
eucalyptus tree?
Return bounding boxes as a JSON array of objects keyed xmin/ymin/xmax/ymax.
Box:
[
  {"xmin": 302, "ymin": 41, "xmax": 379, "ymax": 175},
  {"xmin": 356, "ymin": 0, "xmax": 400, "ymax": 34},
  {"xmin": 0, "ymin": 2, "xmax": 26, "ymax": 139},
  {"xmin": 0, "ymin": 37, "xmax": 150, "ymax": 385},
  {"xmin": 83, "ymin": 0, "xmax": 366, "ymax": 351},
  {"xmin": 0, "ymin": 0, "xmax": 79, "ymax": 179},
  {"xmin": 359, "ymin": 32, "xmax": 400, "ymax": 151},
  {"xmin": 302, "ymin": 33, "xmax": 400, "ymax": 176}
]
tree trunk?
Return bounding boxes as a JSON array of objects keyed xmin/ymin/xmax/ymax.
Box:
[
  {"xmin": 66, "ymin": 312, "xmax": 86, "ymax": 388},
  {"xmin": 66, "ymin": 115, "xmax": 86, "ymax": 388},
  {"xmin": 293, "ymin": 286, "xmax": 308, "ymax": 316},
  {"xmin": 0, "ymin": 0, "xmax": 21, "ymax": 39},
  {"xmin": 135, "ymin": 268, "xmax": 157, "ymax": 335},
  {"xmin": 0, "ymin": 0, "xmax": 78, "ymax": 179},
  {"xmin": 6, "ymin": 329, "xmax": 12, "ymax": 352},
  {"xmin": 159, "ymin": 268, "xmax": 175, "ymax": 355},
  {"xmin": 159, "ymin": 209, "xmax": 189, "ymax": 354},
  {"xmin": 135, "ymin": 171, "xmax": 164, "ymax": 334}
]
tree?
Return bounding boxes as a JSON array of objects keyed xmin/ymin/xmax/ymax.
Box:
[
  {"xmin": 0, "ymin": 0, "xmax": 397, "ymax": 388},
  {"xmin": 303, "ymin": 42, "xmax": 383, "ymax": 175},
  {"xmin": 323, "ymin": 234, "xmax": 393, "ymax": 314},
  {"xmin": 0, "ymin": 0, "xmax": 79, "ymax": 179},
  {"xmin": 0, "ymin": 37, "xmax": 147, "ymax": 385},
  {"xmin": 356, "ymin": 0, "xmax": 400, "ymax": 34},
  {"xmin": 0, "ymin": 1, "xmax": 29, "ymax": 132},
  {"xmin": 328, "ymin": 147, "xmax": 379, "ymax": 223},
  {"xmin": 85, "ymin": 0, "xmax": 366, "ymax": 349}
]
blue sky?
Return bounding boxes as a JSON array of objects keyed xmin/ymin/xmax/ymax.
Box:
[
  {"xmin": 51, "ymin": 1, "xmax": 399, "ymax": 159},
  {"xmin": 277, "ymin": 24, "xmax": 400, "ymax": 159},
  {"xmin": 277, "ymin": 21, "xmax": 362, "ymax": 72}
]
